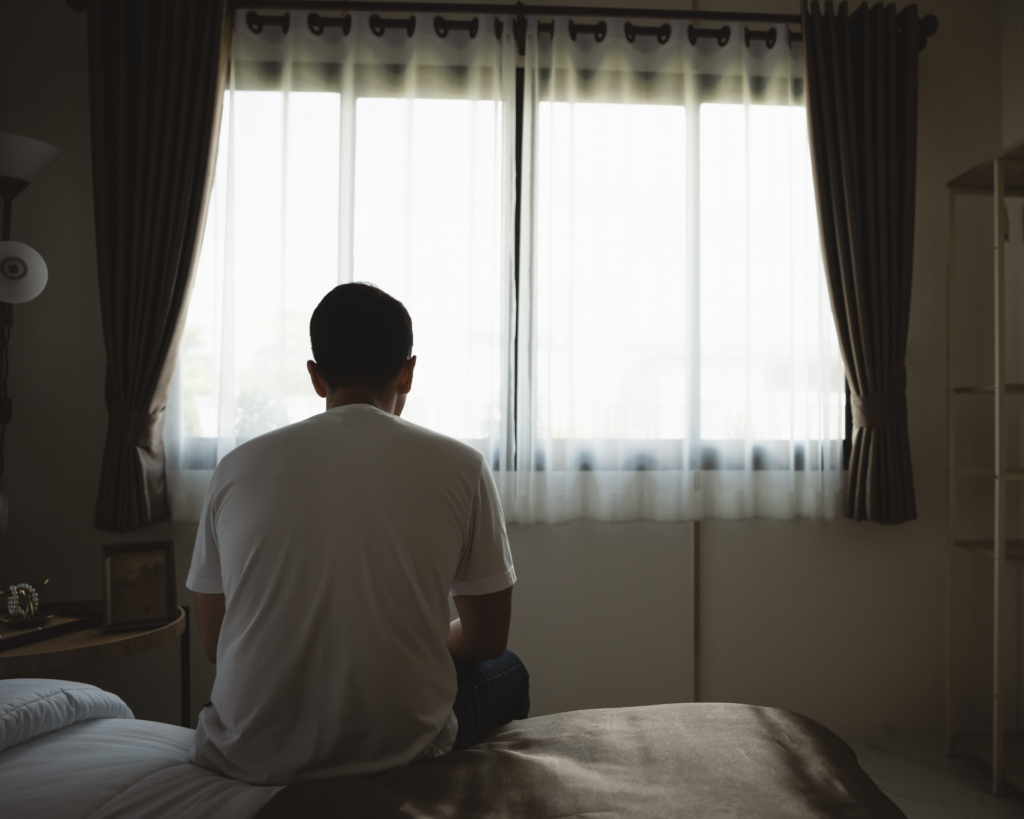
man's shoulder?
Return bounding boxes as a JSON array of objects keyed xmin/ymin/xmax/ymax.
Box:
[
  {"xmin": 391, "ymin": 417, "xmax": 487, "ymax": 472},
  {"xmin": 211, "ymin": 419, "xmax": 318, "ymax": 477},
  {"xmin": 214, "ymin": 411, "xmax": 485, "ymax": 475}
]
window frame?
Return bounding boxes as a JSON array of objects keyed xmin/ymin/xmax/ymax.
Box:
[
  {"xmin": 511, "ymin": 65, "xmax": 850, "ymax": 472},
  {"xmin": 178, "ymin": 60, "xmax": 850, "ymax": 473}
]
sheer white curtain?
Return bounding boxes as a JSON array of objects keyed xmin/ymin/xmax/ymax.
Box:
[
  {"xmin": 167, "ymin": 12, "xmax": 844, "ymax": 525},
  {"xmin": 508, "ymin": 19, "xmax": 844, "ymax": 522},
  {"xmin": 165, "ymin": 10, "xmax": 517, "ymax": 520}
]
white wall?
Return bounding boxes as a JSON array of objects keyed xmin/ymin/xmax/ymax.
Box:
[{"xmin": 0, "ymin": 0, "xmax": 1019, "ymax": 742}]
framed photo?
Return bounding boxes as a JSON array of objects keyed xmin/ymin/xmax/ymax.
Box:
[{"xmin": 102, "ymin": 541, "xmax": 177, "ymax": 632}]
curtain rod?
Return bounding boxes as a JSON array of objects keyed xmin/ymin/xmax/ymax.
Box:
[
  {"xmin": 66, "ymin": 1, "xmax": 941, "ymax": 43},
  {"xmin": 228, "ymin": 1, "xmax": 802, "ymax": 25},
  {"xmin": 64, "ymin": 1, "xmax": 938, "ymax": 48}
]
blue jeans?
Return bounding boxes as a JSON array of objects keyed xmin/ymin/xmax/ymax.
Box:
[{"xmin": 451, "ymin": 649, "xmax": 530, "ymax": 750}]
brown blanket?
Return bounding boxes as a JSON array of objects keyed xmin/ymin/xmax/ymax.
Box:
[{"xmin": 255, "ymin": 703, "xmax": 906, "ymax": 818}]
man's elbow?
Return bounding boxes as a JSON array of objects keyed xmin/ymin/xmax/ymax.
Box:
[{"xmin": 203, "ymin": 645, "xmax": 217, "ymax": 664}]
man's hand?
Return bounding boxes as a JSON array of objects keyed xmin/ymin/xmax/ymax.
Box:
[
  {"xmin": 195, "ymin": 592, "xmax": 226, "ymax": 664},
  {"xmin": 446, "ymin": 586, "xmax": 512, "ymax": 662}
]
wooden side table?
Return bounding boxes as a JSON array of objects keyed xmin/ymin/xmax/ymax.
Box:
[{"xmin": 0, "ymin": 603, "xmax": 191, "ymax": 727}]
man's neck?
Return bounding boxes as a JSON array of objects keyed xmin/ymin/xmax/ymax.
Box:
[{"xmin": 324, "ymin": 387, "xmax": 398, "ymax": 415}]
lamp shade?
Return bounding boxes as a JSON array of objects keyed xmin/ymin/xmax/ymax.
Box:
[
  {"xmin": 0, "ymin": 134, "xmax": 61, "ymax": 183},
  {"xmin": 0, "ymin": 242, "xmax": 48, "ymax": 303}
]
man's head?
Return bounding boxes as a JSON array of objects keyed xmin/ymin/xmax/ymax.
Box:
[{"xmin": 307, "ymin": 283, "xmax": 416, "ymax": 414}]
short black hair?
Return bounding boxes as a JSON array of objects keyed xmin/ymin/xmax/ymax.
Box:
[{"xmin": 309, "ymin": 283, "xmax": 413, "ymax": 390}]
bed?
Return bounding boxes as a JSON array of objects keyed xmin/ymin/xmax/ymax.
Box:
[{"xmin": 1, "ymin": 679, "xmax": 906, "ymax": 818}]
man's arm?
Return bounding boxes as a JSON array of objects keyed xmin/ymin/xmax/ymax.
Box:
[
  {"xmin": 446, "ymin": 586, "xmax": 512, "ymax": 662},
  {"xmin": 195, "ymin": 592, "xmax": 226, "ymax": 664}
]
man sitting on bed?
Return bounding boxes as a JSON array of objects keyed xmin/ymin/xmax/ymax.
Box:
[{"xmin": 186, "ymin": 282, "xmax": 530, "ymax": 786}]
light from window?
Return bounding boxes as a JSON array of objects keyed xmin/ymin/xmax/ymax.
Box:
[
  {"xmin": 354, "ymin": 98, "xmax": 504, "ymax": 442},
  {"xmin": 701, "ymin": 103, "xmax": 842, "ymax": 444},
  {"xmin": 536, "ymin": 102, "xmax": 689, "ymax": 442},
  {"xmin": 183, "ymin": 94, "xmax": 505, "ymax": 448}
]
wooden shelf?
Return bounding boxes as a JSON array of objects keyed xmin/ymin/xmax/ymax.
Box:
[
  {"xmin": 957, "ymin": 731, "xmax": 1024, "ymax": 794},
  {"xmin": 954, "ymin": 384, "xmax": 1024, "ymax": 394},
  {"xmin": 948, "ymin": 136, "xmax": 1024, "ymax": 195},
  {"xmin": 947, "ymin": 145, "xmax": 1023, "ymax": 797},
  {"xmin": 955, "ymin": 540, "xmax": 1024, "ymax": 560}
]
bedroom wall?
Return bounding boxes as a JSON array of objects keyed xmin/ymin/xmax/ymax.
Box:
[
  {"xmin": 1003, "ymin": 0, "xmax": 1024, "ymax": 147},
  {"xmin": 0, "ymin": 0, "xmax": 1019, "ymax": 742}
]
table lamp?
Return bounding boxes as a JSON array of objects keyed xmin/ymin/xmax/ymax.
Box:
[{"xmin": 0, "ymin": 133, "xmax": 60, "ymax": 586}]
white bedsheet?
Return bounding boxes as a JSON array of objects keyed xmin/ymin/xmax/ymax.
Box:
[{"xmin": 0, "ymin": 717, "xmax": 282, "ymax": 819}]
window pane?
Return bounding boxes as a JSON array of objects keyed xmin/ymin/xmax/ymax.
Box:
[
  {"xmin": 184, "ymin": 94, "xmax": 504, "ymax": 448},
  {"xmin": 183, "ymin": 91, "xmax": 342, "ymax": 441},
  {"xmin": 700, "ymin": 103, "xmax": 842, "ymax": 443},
  {"xmin": 354, "ymin": 98, "xmax": 504, "ymax": 442},
  {"xmin": 536, "ymin": 102, "xmax": 688, "ymax": 441}
]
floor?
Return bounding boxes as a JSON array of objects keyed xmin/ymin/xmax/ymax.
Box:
[{"xmin": 847, "ymin": 737, "xmax": 1024, "ymax": 818}]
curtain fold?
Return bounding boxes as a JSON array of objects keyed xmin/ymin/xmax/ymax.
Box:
[
  {"xmin": 88, "ymin": 0, "xmax": 229, "ymax": 532},
  {"xmin": 510, "ymin": 17, "xmax": 845, "ymax": 523},
  {"xmin": 802, "ymin": 0, "xmax": 918, "ymax": 524}
]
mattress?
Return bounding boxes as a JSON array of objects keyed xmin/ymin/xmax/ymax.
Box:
[
  {"xmin": 1, "ymin": 679, "xmax": 905, "ymax": 819},
  {"xmin": 0, "ymin": 679, "xmax": 281, "ymax": 819},
  {"xmin": 256, "ymin": 702, "xmax": 908, "ymax": 818}
]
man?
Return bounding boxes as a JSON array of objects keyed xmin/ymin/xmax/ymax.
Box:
[{"xmin": 186, "ymin": 282, "xmax": 529, "ymax": 785}]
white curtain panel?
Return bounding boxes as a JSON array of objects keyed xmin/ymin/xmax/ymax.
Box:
[
  {"xmin": 507, "ymin": 19, "xmax": 845, "ymax": 522},
  {"xmin": 165, "ymin": 10, "xmax": 517, "ymax": 521},
  {"xmin": 166, "ymin": 12, "xmax": 844, "ymax": 524}
]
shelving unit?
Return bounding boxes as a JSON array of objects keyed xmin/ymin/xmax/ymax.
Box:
[{"xmin": 946, "ymin": 138, "xmax": 1024, "ymax": 797}]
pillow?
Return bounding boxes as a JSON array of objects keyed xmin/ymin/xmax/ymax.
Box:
[{"xmin": 0, "ymin": 679, "xmax": 133, "ymax": 753}]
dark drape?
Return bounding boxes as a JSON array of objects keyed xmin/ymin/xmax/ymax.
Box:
[
  {"xmin": 88, "ymin": 0, "xmax": 228, "ymax": 532},
  {"xmin": 802, "ymin": 1, "xmax": 919, "ymax": 524}
]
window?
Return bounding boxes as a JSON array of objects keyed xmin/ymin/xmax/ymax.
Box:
[
  {"xmin": 353, "ymin": 98, "xmax": 504, "ymax": 443},
  {"xmin": 166, "ymin": 14, "xmax": 845, "ymax": 523},
  {"xmin": 699, "ymin": 103, "xmax": 844, "ymax": 467},
  {"xmin": 535, "ymin": 102, "xmax": 689, "ymax": 448}
]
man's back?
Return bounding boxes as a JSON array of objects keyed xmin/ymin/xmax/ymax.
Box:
[{"xmin": 186, "ymin": 404, "xmax": 513, "ymax": 785}]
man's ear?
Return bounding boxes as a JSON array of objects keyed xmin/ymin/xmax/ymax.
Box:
[
  {"xmin": 398, "ymin": 356, "xmax": 416, "ymax": 395},
  {"xmin": 307, "ymin": 360, "xmax": 328, "ymax": 398}
]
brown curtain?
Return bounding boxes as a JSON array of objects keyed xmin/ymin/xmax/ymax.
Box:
[
  {"xmin": 802, "ymin": 1, "xmax": 919, "ymax": 524},
  {"xmin": 88, "ymin": 0, "xmax": 228, "ymax": 532}
]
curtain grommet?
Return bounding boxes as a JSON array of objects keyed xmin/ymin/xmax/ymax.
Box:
[{"xmin": 307, "ymin": 13, "xmax": 351, "ymax": 37}]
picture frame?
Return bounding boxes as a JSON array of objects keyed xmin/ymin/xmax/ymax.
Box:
[{"xmin": 102, "ymin": 541, "xmax": 177, "ymax": 633}]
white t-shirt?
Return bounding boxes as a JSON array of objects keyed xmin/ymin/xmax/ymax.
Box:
[{"xmin": 185, "ymin": 404, "xmax": 515, "ymax": 785}]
